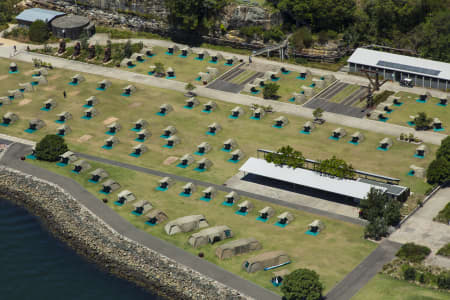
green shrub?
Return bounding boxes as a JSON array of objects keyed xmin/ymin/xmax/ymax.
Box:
[
  {"xmin": 28, "ymin": 20, "xmax": 49, "ymax": 43},
  {"xmin": 437, "ymin": 272, "xmax": 450, "ymax": 289},
  {"xmin": 396, "ymin": 243, "xmax": 431, "ymax": 263},
  {"xmin": 281, "ymin": 268, "xmax": 323, "ymax": 300},
  {"xmin": 435, "ymin": 203, "xmax": 450, "ymax": 224},
  {"xmin": 402, "ymin": 265, "xmax": 416, "ymax": 281},
  {"xmin": 35, "ymin": 135, "xmax": 68, "ymax": 162},
  {"xmin": 263, "ymin": 82, "xmax": 280, "ymax": 99},
  {"xmin": 437, "ymin": 243, "xmax": 450, "ymax": 258}
]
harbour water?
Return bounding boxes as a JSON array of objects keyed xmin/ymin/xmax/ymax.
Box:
[{"xmin": 0, "ymin": 198, "xmax": 161, "ymax": 300}]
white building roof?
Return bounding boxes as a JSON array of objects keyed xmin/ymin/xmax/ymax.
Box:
[
  {"xmin": 239, "ymin": 158, "xmax": 386, "ymax": 200},
  {"xmin": 348, "ymin": 48, "xmax": 450, "ymax": 81}
]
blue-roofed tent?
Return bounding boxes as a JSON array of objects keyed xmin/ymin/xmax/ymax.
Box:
[{"xmin": 16, "ymin": 8, "xmax": 66, "ymax": 26}]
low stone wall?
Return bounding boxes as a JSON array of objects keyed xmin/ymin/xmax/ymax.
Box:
[{"xmin": 0, "ymin": 166, "xmax": 249, "ymax": 300}]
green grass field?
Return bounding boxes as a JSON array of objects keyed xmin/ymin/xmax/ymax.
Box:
[
  {"xmin": 330, "ymin": 84, "xmax": 360, "ymax": 103},
  {"xmin": 28, "ymin": 158, "xmax": 376, "ymax": 294},
  {"xmin": 386, "ymin": 92, "xmax": 449, "ymax": 134},
  {"xmin": 0, "ymin": 58, "xmax": 436, "ymax": 195},
  {"xmin": 352, "ymin": 274, "xmax": 450, "ymax": 300}
]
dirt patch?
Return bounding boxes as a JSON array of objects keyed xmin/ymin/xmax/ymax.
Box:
[
  {"xmin": 0, "ymin": 75, "xmax": 8, "ymax": 81},
  {"xmin": 42, "ymin": 85, "xmax": 56, "ymax": 91},
  {"xmin": 163, "ymin": 156, "xmax": 179, "ymax": 165},
  {"xmin": 69, "ymin": 90, "xmax": 80, "ymax": 97},
  {"xmin": 18, "ymin": 98, "xmax": 32, "ymax": 106},
  {"xmin": 129, "ymin": 102, "xmax": 142, "ymax": 108},
  {"xmin": 48, "ymin": 74, "xmax": 61, "ymax": 81},
  {"xmin": 102, "ymin": 117, "xmax": 118, "ymax": 125},
  {"xmin": 24, "ymin": 70, "xmax": 34, "ymax": 76},
  {"xmin": 78, "ymin": 135, "xmax": 92, "ymax": 143}
]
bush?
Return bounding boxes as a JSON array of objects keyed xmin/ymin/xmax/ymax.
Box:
[
  {"xmin": 281, "ymin": 268, "xmax": 323, "ymax": 300},
  {"xmin": 28, "ymin": 20, "xmax": 49, "ymax": 43},
  {"xmin": 427, "ymin": 157, "xmax": 450, "ymax": 185},
  {"xmin": 437, "ymin": 244, "xmax": 450, "ymax": 258},
  {"xmin": 263, "ymin": 82, "xmax": 280, "ymax": 99},
  {"xmin": 396, "ymin": 243, "xmax": 431, "ymax": 263},
  {"xmin": 402, "ymin": 265, "xmax": 416, "ymax": 281},
  {"xmin": 35, "ymin": 135, "xmax": 68, "ymax": 162},
  {"xmin": 437, "ymin": 272, "xmax": 450, "ymax": 289}
]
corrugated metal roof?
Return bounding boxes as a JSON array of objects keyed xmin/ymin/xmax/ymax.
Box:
[
  {"xmin": 348, "ymin": 48, "xmax": 450, "ymax": 81},
  {"xmin": 15, "ymin": 8, "xmax": 66, "ymax": 24},
  {"xmin": 239, "ymin": 158, "xmax": 386, "ymax": 200}
]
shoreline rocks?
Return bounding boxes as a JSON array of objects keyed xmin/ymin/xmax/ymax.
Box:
[{"xmin": 0, "ymin": 166, "xmax": 250, "ymax": 300}]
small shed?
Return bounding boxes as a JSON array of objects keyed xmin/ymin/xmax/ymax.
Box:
[
  {"xmin": 8, "ymin": 89, "xmax": 23, "ymax": 100},
  {"xmin": 133, "ymin": 119, "xmax": 148, "ymax": 131},
  {"xmin": 207, "ymin": 122, "xmax": 222, "ymax": 134},
  {"xmin": 215, "ymin": 237, "xmax": 262, "ymax": 260},
  {"xmin": 378, "ymin": 138, "xmax": 393, "ymax": 150},
  {"xmin": 196, "ymin": 142, "xmax": 212, "ymax": 154},
  {"xmin": 195, "ymin": 50, "xmax": 209, "ymax": 60},
  {"xmin": 202, "ymin": 186, "xmax": 217, "ymax": 200},
  {"xmin": 101, "ymin": 179, "xmax": 121, "ymax": 193},
  {"xmin": 159, "ymin": 103, "xmax": 173, "ymax": 115},
  {"xmin": 179, "ymin": 154, "xmax": 195, "ymax": 167},
  {"xmin": 43, "ymin": 98, "xmax": 56, "ymax": 110},
  {"xmin": 376, "ymin": 102, "xmax": 393, "ymax": 113},
  {"xmin": 308, "ymin": 220, "xmax": 325, "ymax": 233},
  {"xmin": 351, "ymin": 132, "xmax": 365, "ymax": 144},
  {"xmin": 167, "ymin": 44, "xmax": 180, "ymax": 54},
  {"xmin": 253, "ymin": 78, "xmax": 266, "ymax": 87},
  {"xmin": 230, "ymin": 106, "xmax": 244, "ymax": 118},
  {"xmin": 224, "ymin": 55, "xmax": 238, "ymax": 65},
  {"xmin": 196, "ymin": 158, "xmax": 213, "ymax": 171},
  {"xmin": 97, "ymin": 79, "xmax": 111, "ymax": 90},
  {"xmin": 302, "ymin": 121, "xmax": 315, "ymax": 133},
  {"xmin": 297, "ymin": 68, "xmax": 311, "ymax": 78},
  {"xmin": 0, "ymin": 97, "xmax": 11, "ymax": 106},
  {"xmin": 277, "ymin": 212, "xmax": 294, "ymax": 225},
  {"xmin": 117, "ymin": 190, "xmax": 136, "ymax": 205},
  {"xmin": 301, "ymin": 86, "xmax": 315, "ymax": 97},
  {"xmin": 89, "ymin": 168, "xmax": 108, "ymax": 183},
  {"xmin": 273, "ymin": 116, "xmax": 288, "ymax": 128},
  {"xmin": 225, "ymin": 191, "xmax": 239, "ymax": 205},
  {"xmin": 419, "ymin": 91, "xmax": 432, "ymax": 101},
  {"xmin": 181, "ymin": 182, "xmax": 196, "ymax": 195},
  {"xmin": 106, "ymin": 122, "xmax": 121, "ymax": 134},
  {"xmin": 84, "ymin": 107, "xmax": 98, "ymax": 119},
  {"xmin": 271, "ymin": 269, "xmax": 291, "ymax": 286},
  {"xmin": 203, "ymin": 101, "xmax": 217, "ymax": 112},
  {"xmin": 56, "ymin": 111, "xmax": 72, "ymax": 123},
  {"xmin": 244, "ymin": 83, "xmax": 259, "ymax": 93},
  {"xmin": 185, "ymin": 97, "xmax": 200, "ymax": 108},
  {"xmin": 130, "ymin": 52, "xmax": 145, "ymax": 62},
  {"xmin": 72, "ymin": 159, "xmax": 91, "ymax": 173},
  {"xmin": 71, "ymin": 74, "xmax": 85, "ymax": 85},
  {"xmin": 85, "ymin": 96, "xmax": 99, "ymax": 107},
  {"xmin": 104, "ymin": 136, "xmax": 119, "ymax": 148},
  {"xmin": 33, "ymin": 68, "xmax": 48, "ymax": 76},
  {"xmin": 180, "ymin": 47, "xmax": 192, "ymax": 57},
  {"xmin": 252, "ymin": 108, "xmax": 265, "ymax": 120},
  {"xmin": 237, "ymin": 200, "xmax": 253, "ymax": 214},
  {"xmin": 19, "ymin": 82, "xmax": 34, "ymax": 93},
  {"xmin": 2, "ymin": 112, "xmax": 19, "ymax": 125},
  {"xmin": 433, "ymin": 118, "xmax": 442, "ymax": 130},
  {"xmin": 122, "ymin": 85, "xmax": 136, "ymax": 96},
  {"xmin": 162, "ymin": 125, "xmax": 177, "ymax": 137},
  {"xmin": 32, "ymin": 75, "xmax": 48, "ymax": 85},
  {"xmin": 9, "ymin": 62, "xmax": 18, "ymax": 72},
  {"xmin": 210, "ymin": 53, "xmax": 224, "ymax": 63},
  {"xmin": 323, "ymin": 74, "xmax": 336, "ymax": 83},
  {"xmin": 140, "ymin": 46, "xmax": 154, "ymax": 57},
  {"xmin": 28, "ymin": 119, "xmax": 45, "ymax": 130},
  {"xmin": 206, "ymin": 67, "xmax": 218, "ymax": 77},
  {"xmin": 409, "ymin": 164, "xmax": 426, "ymax": 178},
  {"xmin": 368, "ymin": 110, "xmax": 386, "ymax": 121},
  {"xmin": 132, "ymin": 200, "xmax": 152, "ymax": 215},
  {"xmin": 312, "ymin": 78, "xmax": 326, "ymax": 89},
  {"xmin": 166, "ymin": 67, "xmax": 175, "ymax": 78},
  {"xmin": 145, "ymin": 209, "xmax": 168, "ymax": 225},
  {"xmin": 136, "ymin": 129, "xmax": 150, "ymax": 141},
  {"xmin": 188, "ymin": 225, "xmax": 233, "ymax": 248},
  {"xmin": 230, "ymin": 149, "xmax": 245, "ymax": 162},
  {"xmin": 164, "ymin": 215, "xmax": 209, "ymax": 235},
  {"xmin": 258, "ymin": 206, "xmax": 275, "ymax": 221},
  {"xmin": 332, "ymin": 128, "xmax": 347, "ymax": 139},
  {"xmin": 242, "ymin": 251, "xmax": 290, "ymax": 273},
  {"xmin": 223, "ymin": 138, "xmax": 237, "ymax": 151},
  {"xmin": 132, "ymin": 144, "xmax": 148, "ymax": 156},
  {"xmin": 120, "ymin": 58, "xmax": 135, "ymax": 68},
  {"xmin": 57, "ymin": 124, "xmax": 71, "ymax": 136},
  {"xmin": 158, "ymin": 177, "xmax": 174, "ymax": 190},
  {"xmin": 59, "ymin": 151, "xmax": 77, "ymax": 165},
  {"xmin": 291, "ymin": 92, "xmax": 306, "ymax": 104},
  {"xmin": 415, "ymin": 145, "xmax": 428, "ymax": 157},
  {"xmin": 166, "ymin": 135, "xmax": 180, "ymax": 148},
  {"xmin": 439, "ymin": 95, "xmax": 449, "ymax": 106},
  {"xmin": 198, "ymin": 72, "xmax": 211, "ymax": 83}
]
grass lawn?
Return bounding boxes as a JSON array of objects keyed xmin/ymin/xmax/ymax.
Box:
[
  {"xmin": 386, "ymin": 92, "xmax": 449, "ymax": 134},
  {"xmin": 330, "ymin": 84, "xmax": 360, "ymax": 103},
  {"xmin": 352, "ymin": 274, "xmax": 450, "ymax": 300},
  {"xmin": 28, "ymin": 158, "xmax": 377, "ymax": 294},
  {"xmin": 0, "ymin": 58, "xmax": 436, "ymax": 195}
]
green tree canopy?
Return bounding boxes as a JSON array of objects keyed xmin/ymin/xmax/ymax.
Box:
[
  {"xmin": 436, "ymin": 136, "xmax": 450, "ymax": 161},
  {"xmin": 263, "ymin": 82, "xmax": 280, "ymax": 99},
  {"xmin": 427, "ymin": 157, "xmax": 450, "ymax": 185},
  {"xmin": 316, "ymin": 155, "xmax": 355, "ymax": 179},
  {"xmin": 281, "ymin": 268, "xmax": 323, "ymax": 300},
  {"xmin": 28, "ymin": 20, "xmax": 49, "ymax": 43},
  {"xmin": 414, "ymin": 112, "xmax": 432, "ymax": 130},
  {"xmin": 35, "ymin": 135, "xmax": 69, "ymax": 162},
  {"xmin": 265, "ymin": 145, "xmax": 305, "ymax": 169}
]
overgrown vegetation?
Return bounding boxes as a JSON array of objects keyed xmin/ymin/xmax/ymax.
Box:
[
  {"xmin": 35, "ymin": 135, "xmax": 68, "ymax": 162},
  {"xmin": 396, "ymin": 243, "xmax": 431, "ymax": 263},
  {"xmin": 427, "ymin": 136, "xmax": 450, "ymax": 185},
  {"xmin": 0, "ymin": 0, "xmax": 19, "ymax": 26},
  {"xmin": 434, "ymin": 202, "xmax": 450, "ymax": 224},
  {"xmin": 281, "ymin": 268, "xmax": 323, "ymax": 300},
  {"xmin": 29, "ymin": 20, "xmax": 49, "ymax": 43},
  {"xmin": 437, "ymin": 243, "xmax": 450, "ymax": 258},
  {"xmin": 263, "ymin": 82, "xmax": 280, "ymax": 99}
]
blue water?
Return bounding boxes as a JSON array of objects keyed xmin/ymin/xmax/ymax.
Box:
[{"xmin": 0, "ymin": 198, "xmax": 162, "ymax": 300}]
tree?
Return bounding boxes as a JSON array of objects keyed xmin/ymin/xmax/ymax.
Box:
[
  {"xmin": 35, "ymin": 135, "xmax": 68, "ymax": 162},
  {"xmin": 312, "ymin": 108, "xmax": 324, "ymax": 121},
  {"xmin": 123, "ymin": 40, "xmax": 132, "ymax": 58},
  {"xmin": 263, "ymin": 83, "xmax": 280, "ymax": 99},
  {"xmin": 414, "ymin": 112, "xmax": 432, "ymax": 130},
  {"xmin": 364, "ymin": 216, "xmax": 388, "ymax": 240},
  {"xmin": 436, "ymin": 136, "xmax": 450, "ymax": 161},
  {"xmin": 153, "ymin": 62, "xmax": 165, "ymax": 77},
  {"xmin": 290, "ymin": 27, "xmax": 313, "ymax": 51},
  {"xmin": 185, "ymin": 82, "xmax": 196, "ymax": 96},
  {"xmin": 265, "ymin": 145, "xmax": 305, "ymax": 169},
  {"xmin": 28, "ymin": 20, "xmax": 49, "ymax": 43},
  {"xmin": 316, "ymin": 156, "xmax": 355, "ymax": 179},
  {"xmin": 318, "ymin": 31, "xmax": 329, "ymax": 45},
  {"xmin": 281, "ymin": 268, "xmax": 323, "ymax": 300},
  {"xmin": 426, "ymin": 157, "xmax": 450, "ymax": 185}
]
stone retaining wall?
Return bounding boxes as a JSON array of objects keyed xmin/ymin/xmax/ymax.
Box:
[{"xmin": 0, "ymin": 166, "xmax": 249, "ymax": 300}]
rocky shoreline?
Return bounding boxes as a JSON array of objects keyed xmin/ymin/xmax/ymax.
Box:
[{"xmin": 0, "ymin": 166, "xmax": 249, "ymax": 300}]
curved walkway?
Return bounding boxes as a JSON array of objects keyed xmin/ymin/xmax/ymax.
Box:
[
  {"xmin": 0, "ymin": 142, "xmax": 280, "ymax": 300},
  {"xmin": 0, "ymin": 47, "xmax": 445, "ymax": 145}
]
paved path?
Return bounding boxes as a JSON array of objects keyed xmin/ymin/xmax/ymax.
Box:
[
  {"xmin": 0, "ymin": 48, "xmax": 446, "ymax": 145},
  {"xmin": 325, "ymin": 240, "xmax": 402, "ymax": 300},
  {"xmin": 0, "ymin": 142, "xmax": 280, "ymax": 300}
]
